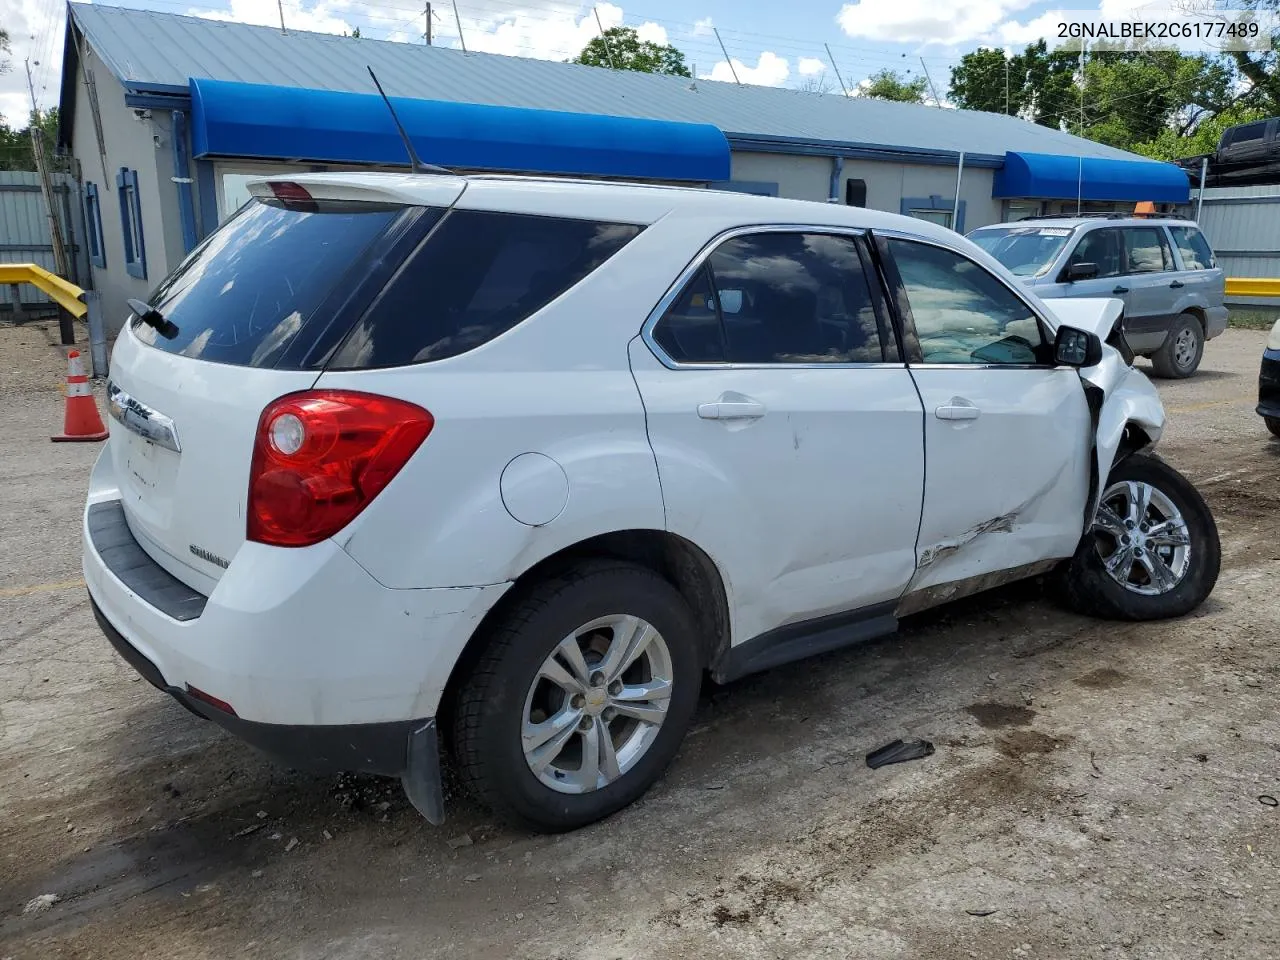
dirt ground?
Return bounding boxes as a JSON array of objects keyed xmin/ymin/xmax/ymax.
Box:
[{"xmin": 1, "ymin": 320, "xmax": 1277, "ymax": 960}]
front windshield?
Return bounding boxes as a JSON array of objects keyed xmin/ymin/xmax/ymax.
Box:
[{"xmin": 969, "ymin": 225, "xmax": 1075, "ymax": 277}]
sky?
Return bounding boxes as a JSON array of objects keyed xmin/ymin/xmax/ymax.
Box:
[{"xmin": 0, "ymin": 0, "xmax": 1213, "ymax": 128}]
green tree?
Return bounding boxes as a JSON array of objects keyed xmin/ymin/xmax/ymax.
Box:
[
  {"xmin": 574, "ymin": 27, "xmax": 690, "ymax": 77},
  {"xmin": 0, "ymin": 109, "xmax": 61, "ymax": 172},
  {"xmin": 950, "ymin": 40, "xmax": 1239, "ymax": 153},
  {"xmin": 1228, "ymin": 0, "xmax": 1279, "ymax": 114},
  {"xmin": 859, "ymin": 68, "xmax": 928, "ymax": 103}
]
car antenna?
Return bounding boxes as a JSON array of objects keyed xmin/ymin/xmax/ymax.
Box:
[{"xmin": 366, "ymin": 66, "xmax": 450, "ymax": 175}]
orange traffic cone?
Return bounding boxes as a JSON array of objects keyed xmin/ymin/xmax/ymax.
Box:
[{"xmin": 52, "ymin": 350, "xmax": 109, "ymax": 443}]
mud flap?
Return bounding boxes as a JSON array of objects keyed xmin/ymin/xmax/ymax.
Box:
[{"xmin": 401, "ymin": 719, "xmax": 446, "ymax": 824}]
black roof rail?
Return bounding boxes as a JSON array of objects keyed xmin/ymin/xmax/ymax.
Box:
[{"xmin": 1013, "ymin": 212, "xmax": 1191, "ymax": 222}]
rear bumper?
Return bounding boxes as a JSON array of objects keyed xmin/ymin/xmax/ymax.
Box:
[
  {"xmin": 91, "ymin": 597, "xmax": 418, "ymax": 775},
  {"xmin": 83, "ymin": 488, "xmax": 509, "ymax": 731},
  {"xmin": 1259, "ymin": 350, "xmax": 1280, "ymax": 419},
  {"xmin": 1205, "ymin": 305, "xmax": 1229, "ymax": 340}
]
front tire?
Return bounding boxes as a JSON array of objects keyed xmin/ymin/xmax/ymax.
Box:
[
  {"xmin": 451, "ymin": 561, "xmax": 702, "ymax": 832},
  {"xmin": 1150, "ymin": 314, "xmax": 1204, "ymax": 379},
  {"xmin": 1056, "ymin": 453, "xmax": 1219, "ymax": 621},
  {"xmin": 1266, "ymin": 416, "xmax": 1280, "ymax": 439}
]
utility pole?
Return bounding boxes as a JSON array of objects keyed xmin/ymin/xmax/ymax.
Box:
[
  {"xmin": 593, "ymin": 8, "xmax": 618, "ymax": 70},
  {"xmin": 714, "ymin": 28, "xmax": 741, "ymax": 85},
  {"xmin": 919, "ymin": 57, "xmax": 941, "ymax": 107},
  {"xmin": 452, "ymin": 0, "xmax": 466, "ymax": 53},
  {"xmin": 277, "ymin": 0, "xmax": 287, "ymax": 34},
  {"xmin": 1004, "ymin": 56, "xmax": 1010, "ymax": 115},
  {"xmin": 25, "ymin": 59, "xmax": 74, "ymax": 344},
  {"xmin": 424, "ymin": 1, "xmax": 432, "ymax": 44},
  {"xmin": 824, "ymin": 43, "xmax": 850, "ymax": 97},
  {"xmin": 1078, "ymin": 40, "xmax": 1087, "ymax": 135}
]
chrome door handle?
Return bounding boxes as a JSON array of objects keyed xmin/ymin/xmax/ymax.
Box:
[
  {"xmin": 1112, "ymin": 285, "xmax": 1129, "ymax": 294},
  {"xmin": 935, "ymin": 403, "xmax": 981, "ymax": 421},
  {"xmin": 698, "ymin": 400, "xmax": 766, "ymax": 420}
]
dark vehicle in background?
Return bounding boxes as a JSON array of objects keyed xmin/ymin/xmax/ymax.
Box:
[
  {"xmin": 1259, "ymin": 318, "xmax": 1280, "ymax": 438},
  {"xmin": 1216, "ymin": 117, "xmax": 1280, "ymax": 167}
]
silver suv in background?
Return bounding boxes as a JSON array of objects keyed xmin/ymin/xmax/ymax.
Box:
[{"xmin": 969, "ymin": 216, "xmax": 1227, "ymax": 378}]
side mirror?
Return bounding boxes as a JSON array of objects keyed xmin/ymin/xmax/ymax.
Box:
[
  {"xmin": 1065, "ymin": 261, "xmax": 1099, "ymax": 282},
  {"xmin": 1054, "ymin": 325, "xmax": 1104, "ymax": 368}
]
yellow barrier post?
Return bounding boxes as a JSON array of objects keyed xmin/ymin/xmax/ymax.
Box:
[
  {"xmin": 1225, "ymin": 278, "xmax": 1280, "ymax": 300},
  {"xmin": 0, "ymin": 262, "xmax": 87, "ymax": 346}
]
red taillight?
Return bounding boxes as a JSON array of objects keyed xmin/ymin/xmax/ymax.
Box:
[
  {"xmin": 186, "ymin": 684, "xmax": 238, "ymax": 717},
  {"xmin": 267, "ymin": 180, "xmax": 317, "ymax": 212},
  {"xmin": 247, "ymin": 391, "xmax": 433, "ymax": 547}
]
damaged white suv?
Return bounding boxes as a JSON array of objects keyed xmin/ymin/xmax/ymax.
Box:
[{"xmin": 85, "ymin": 174, "xmax": 1220, "ymax": 832}]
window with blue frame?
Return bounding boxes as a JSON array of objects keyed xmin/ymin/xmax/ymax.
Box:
[
  {"xmin": 84, "ymin": 183, "xmax": 106, "ymax": 269},
  {"xmin": 116, "ymin": 168, "xmax": 147, "ymax": 279}
]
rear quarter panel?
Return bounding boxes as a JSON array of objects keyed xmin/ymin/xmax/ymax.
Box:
[{"xmin": 314, "ymin": 218, "xmax": 716, "ymax": 590}]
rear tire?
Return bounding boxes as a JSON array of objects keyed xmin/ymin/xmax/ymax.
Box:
[
  {"xmin": 1266, "ymin": 416, "xmax": 1280, "ymax": 439},
  {"xmin": 451, "ymin": 561, "xmax": 702, "ymax": 832},
  {"xmin": 1150, "ymin": 314, "xmax": 1204, "ymax": 379},
  {"xmin": 1056, "ymin": 453, "xmax": 1219, "ymax": 621}
]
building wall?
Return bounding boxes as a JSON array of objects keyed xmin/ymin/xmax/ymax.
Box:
[
  {"xmin": 728, "ymin": 151, "xmax": 1003, "ymax": 233},
  {"xmin": 1194, "ymin": 185, "xmax": 1280, "ymax": 306},
  {"xmin": 70, "ymin": 45, "xmax": 184, "ymax": 334},
  {"xmin": 728, "ymin": 152, "xmax": 831, "ymax": 203}
]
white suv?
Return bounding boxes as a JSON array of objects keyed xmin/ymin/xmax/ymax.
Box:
[{"xmin": 85, "ymin": 174, "xmax": 1220, "ymax": 832}]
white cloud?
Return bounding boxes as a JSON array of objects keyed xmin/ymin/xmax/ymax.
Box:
[
  {"xmin": 0, "ymin": 0, "xmax": 66, "ymax": 123},
  {"xmin": 701, "ymin": 51, "xmax": 790, "ymax": 87},
  {"xmin": 692, "ymin": 16, "xmax": 715, "ymax": 37},
  {"xmin": 836, "ymin": 0, "xmax": 1038, "ymax": 45},
  {"xmin": 798, "ymin": 57, "xmax": 826, "ymax": 76}
]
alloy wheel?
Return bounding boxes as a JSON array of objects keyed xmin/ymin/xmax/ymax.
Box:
[
  {"xmin": 521, "ymin": 614, "xmax": 673, "ymax": 794},
  {"xmin": 1092, "ymin": 480, "xmax": 1192, "ymax": 596}
]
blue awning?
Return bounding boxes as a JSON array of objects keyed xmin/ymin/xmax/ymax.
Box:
[
  {"xmin": 993, "ymin": 151, "xmax": 1190, "ymax": 203},
  {"xmin": 189, "ymin": 78, "xmax": 731, "ymax": 182}
]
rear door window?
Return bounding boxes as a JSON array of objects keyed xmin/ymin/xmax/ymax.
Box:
[
  {"xmin": 328, "ymin": 211, "xmax": 642, "ymax": 368},
  {"xmin": 651, "ymin": 232, "xmax": 888, "ymax": 365},
  {"xmin": 133, "ymin": 198, "xmax": 407, "ymax": 367},
  {"xmin": 1121, "ymin": 227, "xmax": 1174, "ymax": 274},
  {"xmin": 1168, "ymin": 226, "xmax": 1216, "ymax": 270}
]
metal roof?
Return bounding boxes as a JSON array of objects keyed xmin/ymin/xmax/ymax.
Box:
[{"xmin": 64, "ymin": 2, "xmax": 1145, "ymax": 164}]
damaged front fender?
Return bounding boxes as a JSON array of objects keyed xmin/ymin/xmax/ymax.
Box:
[{"xmin": 1081, "ymin": 352, "xmax": 1165, "ymax": 528}]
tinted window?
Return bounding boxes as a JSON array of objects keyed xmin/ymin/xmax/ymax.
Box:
[
  {"xmin": 1122, "ymin": 227, "xmax": 1173, "ymax": 274},
  {"xmin": 889, "ymin": 239, "xmax": 1046, "ymax": 366},
  {"xmin": 330, "ymin": 211, "xmax": 642, "ymax": 368},
  {"xmin": 1067, "ymin": 228, "xmax": 1122, "ymax": 278},
  {"xmin": 652, "ymin": 266, "xmax": 725, "ymax": 363},
  {"xmin": 653, "ymin": 233, "xmax": 884, "ymax": 364},
  {"xmin": 134, "ymin": 198, "xmax": 403, "ymax": 366},
  {"xmin": 1234, "ymin": 121, "xmax": 1268, "ymax": 143},
  {"xmin": 1169, "ymin": 226, "xmax": 1215, "ymax": 270}
]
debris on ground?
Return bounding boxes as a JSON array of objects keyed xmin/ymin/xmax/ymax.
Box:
[
  {"xmin": 965, "ymin": 908, "xmax": 998, "ymax": 917},
  {"xmin": 285, "ymin": 837, "xmax": 299, "ymax": 852},
  {"xmin": 447, "ymin": 833, "xmax": 473, "ymax": 849},
  {"xmin": 1259, "ymin": 795, "xmax": 1278, "ymax": 807},
  {"xmin": 464, "ymin": 874, "xmax": 482, "ymax": 883},
  {"xmin": 865, "ymin": 738, "xmax": 935, "ymax": 769},
  {"xmin": 22, "ymin": 894, "xmax": 60, "ymax": 916},
  {"xmin": 232, "ymin": 824, "xmax": 263, "ymax": 838},
  {"xmin": 323, "ymin": 830, "xmax": 333, "ymax": 841}
]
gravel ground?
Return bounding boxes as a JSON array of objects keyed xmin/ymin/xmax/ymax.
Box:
[{"xmin": 1, "ymin": 321, "xmax": 1277, "ymax": 960}]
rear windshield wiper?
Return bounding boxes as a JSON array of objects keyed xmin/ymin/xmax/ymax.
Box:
[{"xmin": 128, "ymin": 298, "xmax": 180, "ymax": 340}]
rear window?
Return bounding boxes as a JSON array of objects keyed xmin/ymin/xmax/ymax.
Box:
[
  {"xmin": 133, "ymin": 198, "xmax": 406, "ymax": 367},
  {"xmin": 327, "ymin": 211, "xmax": 642, "ymax": 368},
  {"xmin": 1168, "ymin": 226, "xmax": 1216, "ymax": 270}
]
